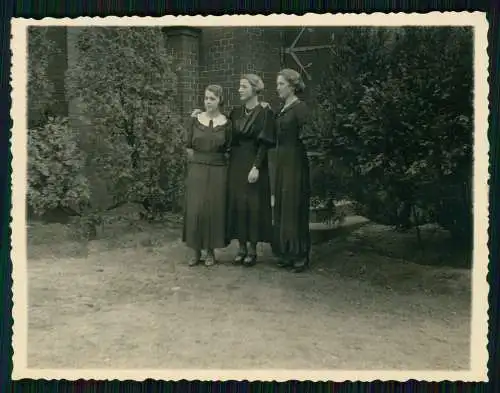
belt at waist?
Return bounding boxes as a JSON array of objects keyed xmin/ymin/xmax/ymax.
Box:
[
  {"xmin": 189, "ymin": 151, "xmax": 227, "ymax": 166},
  {"xmin": 233, "ymin": 141, "xmax": 257, "ymax": 150}
]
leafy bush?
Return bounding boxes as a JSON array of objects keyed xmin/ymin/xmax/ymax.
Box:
[
  {"xmin": 65, "ymin": 27, "xmax": 186, "ymax": 220},
  {"xmin": 28, "ymin": 116, "xmax": 90, "ymax": 217},
  {"xmin": 28, "ymin": 27, "xmax": 60, "ymax": 128},
  {"xmin": 309, "ymin": 27, "xmax": 473, "ymax": 246}
]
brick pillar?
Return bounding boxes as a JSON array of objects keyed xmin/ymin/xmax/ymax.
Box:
[{"xmin": 163, "ymin": 27, "xmax": 201, "ymax": 117}]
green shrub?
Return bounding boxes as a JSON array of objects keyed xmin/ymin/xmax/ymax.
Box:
[
  {"xmin": 28, "ymin": 116, "xmax": 90, "ymax": 217},
  {"xmin": 28, "ymin": 27, "xmax": 60, "ymax": 128},
  {"xmin": 310, "ymin": 27, "xmax": 473, "ymax": 246},
  {"xmin": 65, "ymin": 27, "xmax": 186, "ymax": 220}
]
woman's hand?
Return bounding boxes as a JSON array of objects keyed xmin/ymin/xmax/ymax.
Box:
[
  {"xmin": 248, "ymin": 166, "xmax": 259, "ymax": 183},
  {"xmin": 260, "ymin": 101, "xmax": 271, "ymax": 109},
  {"xmin": 190, "ymin": 109, "xmax": 202, "ymax": 118},
  {"xmin": 186, "ymin": 148, "xmax": 194, "ymax": 158}
]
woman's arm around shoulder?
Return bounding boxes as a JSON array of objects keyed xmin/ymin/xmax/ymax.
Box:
[
  {"xmin": 260, "ymin": 101, "xmax": 275, "ymax": 112},
  {"xmin": 226, "ymin": 107, "xmax": 237, "ymax": 122},
  {"xmin": 262, "ymin": 104, "xmax": 276, "ymax": 117},
  {"xmin": 190, "ymin": 108, "xmax": 202, "ymax": 118},
  {"xmin": 224, "ymin": 118, "xmax": 233, "ymax": 157}
]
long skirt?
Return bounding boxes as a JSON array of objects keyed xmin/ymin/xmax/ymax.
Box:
[
  {"xmin": 182, "ymin": 162, "xmax": 228, "ymax": 250},
  {"xmin": 272, "ymin": 145, "xmax": 311, "ymax": 258},
  {"xmin": 226, "ymin": 142, "xmax": 273, "ymax": 244}
]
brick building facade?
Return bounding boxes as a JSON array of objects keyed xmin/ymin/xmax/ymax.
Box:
[
  {"xmin": 162, "ymin": 26, "xmax": 292, "ymax": 116},
  {"xmin": 45, "ymin": 26, "xmax": 336, "ymax": 120},
  {"xmin": 163, "ymin": 26, "xmax": 333, "ymax": 116}
]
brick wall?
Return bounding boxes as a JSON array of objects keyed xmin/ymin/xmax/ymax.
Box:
[
  {"xmin": 198, "ymin": 27, "xmax": 237, "ymax": 111},
  {"xmin": 235, "ymin": 27, "xmax": 283, "ymax": 109},
  {"xmin": 198, "ymin": 27, "xmax": 283, "ymax": 112},
  {"xmin": 196, "ymin": 27, "xmax": 337, "ymax": 110},
  {"xmin": 163, "ymin": 27, "xmax": 201, "ymax": 118}
]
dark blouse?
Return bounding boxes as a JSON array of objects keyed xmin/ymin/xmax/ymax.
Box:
[
  {"xmin": 228, "ymin": 105, "xmax": 276, "ymax": 168},
  {"xmin": 186, "ymin": 116, "xmax": 232, "ymax": 166},
  {"xmin": 276, "ymin": 100, "xmax": 311, "ymax": 148}
]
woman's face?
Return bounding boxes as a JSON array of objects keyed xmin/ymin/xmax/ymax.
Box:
[
  {"xmin": 204, "ymin": 90, "xmax": 220, "ymax": 112},
  {"xmin": 276, "ymin": 75, "xmax": 293, "ymax": 99},
  {"xmin": 238, "ymin": 79, "xmax": 255, "ymax": 102}
]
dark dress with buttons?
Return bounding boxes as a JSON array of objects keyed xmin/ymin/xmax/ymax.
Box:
[
  {"xmin": 182, "ymin": 116, "xmax": 232, "ymax": 250},
  {"xmin": 226, "ymin": 105, "xmax": 276, "ymax": 244},
  {"xmin": 272, "ymin": 100, "xmax": 311, "ymax": 259}
]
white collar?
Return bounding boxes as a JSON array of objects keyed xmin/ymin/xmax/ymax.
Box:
[
  {"xmin": 281, "ymin": 97, "xmax": 299, "ymax": 112},
  {"xmin": 197, "ymin": 112, "xmax": 228, "ymax": 127}
]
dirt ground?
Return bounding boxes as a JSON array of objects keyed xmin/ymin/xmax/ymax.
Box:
[{"xmin": 27, "ymin": 214, "xmax": 471, "ymax": 370}]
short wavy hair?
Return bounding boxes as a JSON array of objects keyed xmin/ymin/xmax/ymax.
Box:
[
  {"xmin": 205, "ymin": 84, "xmax": 224, "ymax": 106},
  {"xmin": 277, "ymin": 68, "xmax": 306, "ymax": 94},
  {"xmin": 241, "ymin": 73, "xmax": 265, "ymax": 94}
]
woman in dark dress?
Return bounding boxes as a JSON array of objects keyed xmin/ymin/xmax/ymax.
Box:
[
  {"xmin": 272, "ymin": 69, "xmax": 311, "ymax": 273},
  {"xmin": 226, "ymin": 74, "xmax": 276, "ymax": 266},
  {"xmin": 182, "ymin": 85, "xmax": 232, "ymax": 267}
]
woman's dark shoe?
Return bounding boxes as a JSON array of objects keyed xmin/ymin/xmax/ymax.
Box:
[
  {"xmin": 277, "ymin": 257, "xmax": 293, "ymax": 268},
  {"xmin": 234, "ymin": 251, "xmax": 246, "ymax": 264},
  {"xmin": 233, "ymin": 243, "xmax": 247, "ymax": 264},
  {"xmin": 292, "ymin": 257, "xmax": 310, "ymax": 273},
  {"xmin": 243, "ymin": 243, "xmax": 257, "ymax": 266},
  {"xmin": 205, "ymin": 251, "xmax": 216, "ymax": 267},
  {"xmin": 243, "ymin": 254, "xmax": 257, "ymax": 267},
  {"xmin": 188, "ymin": 250, "xmax": 202, "ymax": 267}
]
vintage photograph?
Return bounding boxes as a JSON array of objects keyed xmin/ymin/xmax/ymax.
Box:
[{"xmin": 11, "ymin": 13, "xmax": 489, "ymax": 381}]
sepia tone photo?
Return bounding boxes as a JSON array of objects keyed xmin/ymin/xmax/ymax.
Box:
[{"xmin": 11, "ymin": 13, "xmax": 489, "ymax": 381}]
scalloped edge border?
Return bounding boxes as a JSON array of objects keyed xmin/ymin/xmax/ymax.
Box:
[
  {"xmin": 11, "ymin": 11, "xmax": 489, "ymax": 26},
  {"xmin": 9, "ymin": 11, "xmax": 491, "ymax": 382}
]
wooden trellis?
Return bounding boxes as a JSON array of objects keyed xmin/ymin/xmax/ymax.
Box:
[{"xmin": 280, "ymin": 27, "xmax": 335, "ymax": 80}]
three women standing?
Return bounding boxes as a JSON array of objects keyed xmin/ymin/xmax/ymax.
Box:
[{"xmin": 184, "ymin": 69, "xmax": 311, "ymax": 273}]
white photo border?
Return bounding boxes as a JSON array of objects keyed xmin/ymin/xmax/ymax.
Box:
[{"xmin": 10, "ymin": 12, "xmax": 490, "ymax": 382}]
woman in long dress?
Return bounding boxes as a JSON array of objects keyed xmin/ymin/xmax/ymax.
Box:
[
  {"xmin": 182, "ymin": 85, "xmax": 232, "ymax": 267},
  {"xmin": 190, "ymin": 74, "xmax": 275, "ymax": 266},
  {"xmin": 226, "ymin": 74, "xmax": 276, "ymax": 266},
  {"xmin": 272, "ymin": 69, "xmax": 312, "ymax": 273}
]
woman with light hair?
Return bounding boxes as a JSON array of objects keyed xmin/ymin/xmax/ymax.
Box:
[
  {"xmin": 191, "ymin": 74, "xmax": 275, "ymax": 266},
  {"xmin": 271, "ymin": 68, "xmax": 312, "ymax": 272}
]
